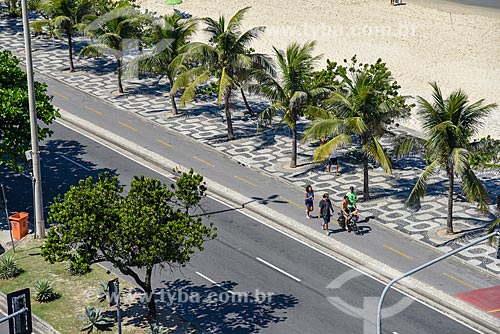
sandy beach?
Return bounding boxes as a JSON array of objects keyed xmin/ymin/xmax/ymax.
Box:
[{"xmin": 137, "ymin": 0, "xmax": 500, "ymax": 139}]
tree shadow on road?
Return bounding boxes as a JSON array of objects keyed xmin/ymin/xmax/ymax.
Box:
[{"xmin": 155, "ymin": 278, "xmax": 298, "ymax": 334}]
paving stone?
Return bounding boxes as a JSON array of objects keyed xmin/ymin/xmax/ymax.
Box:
[{"xmin": 2, "ymin": 15, "xmax": 499, "ymax": 274}]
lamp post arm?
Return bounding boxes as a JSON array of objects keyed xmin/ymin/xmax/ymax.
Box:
[{"xmin": 377, "ymin": 231, "xmax": 500, "ymax": 334}]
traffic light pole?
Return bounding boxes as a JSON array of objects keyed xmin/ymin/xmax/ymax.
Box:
[{"xmin": 20, "ymin": 0, "xmax": 45, "ymax": 238}]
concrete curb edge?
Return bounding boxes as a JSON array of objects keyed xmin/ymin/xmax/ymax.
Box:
[{"xmin": 58, "ymin": 109, "xmax": 500, "ymax": 334}]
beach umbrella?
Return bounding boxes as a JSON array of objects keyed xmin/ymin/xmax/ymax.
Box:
[{"xmin": 164, "ymin": 0, "xmax": 183, "ymax": 6}]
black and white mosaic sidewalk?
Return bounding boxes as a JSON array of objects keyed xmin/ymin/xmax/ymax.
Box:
[{"xmin": 1, "ymin": 13, "xmax": 499, "ymax": 274}]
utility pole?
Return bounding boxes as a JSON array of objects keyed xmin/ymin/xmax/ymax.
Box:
[{"xmin": 20, "ymin": 0, "xmax": 45, "ymax": 238}]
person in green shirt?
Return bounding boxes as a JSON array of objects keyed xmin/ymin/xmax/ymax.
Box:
[{"xmin": 346, "ymin": 186, "xmax": 357, "ymax": 214}]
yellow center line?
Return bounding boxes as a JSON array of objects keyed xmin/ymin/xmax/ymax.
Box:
[
  {"xmin": 279, "ymin": 196, "xmax": 302, "ymax": 209},
  {"xmin": 118, "ymin": 121, "xmax": 137, "ymax": 131},
  {"xmin": 383, "ymin": 245, "xmax": 414, "ymax": 260},
  {"xmin": 234, "ymin": 176, "xmax": 257, "ymax": 187},
  {"xmin": 193, "ymin": 156, "xmax": 214, "ymax": 167},
  {"xmin": 84, "ymin": 105, "xmax": 103, "ymax": 115},
  {"xmin": 443, "ymin": 273, "xmax": 478, "ymax": 290},
  {"xmin": 487, "ymin": 308, "xmax": 500, "ymax": 313},
  {"xmin": 156, "ymin": 139, "xmax": 174, "ymax": 149},
  {"xmin": 52, "ymin": 90, "xmax": 68, "ymax": 100}
]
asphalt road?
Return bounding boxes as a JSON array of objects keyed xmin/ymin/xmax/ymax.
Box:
[
  {"xmin": 0, "ymin": 121, "xmax": 480, "ymax": 333},
  {"xmin": 37, "ymin": 70, "xmax": 500, "ymax": 301}
]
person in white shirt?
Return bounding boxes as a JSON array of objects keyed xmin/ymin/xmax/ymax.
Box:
[{"xmin": 327, "ymin": 149, "xmax": 339, "ymax": 175}]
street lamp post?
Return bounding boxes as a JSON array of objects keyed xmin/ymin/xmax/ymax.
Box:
[
  {"xmin": 377, "ymin": 230, "xmax": 500, "ymax": 334},
  {"xmin": 20, "ymin": 0, "xmax": 45, "ymax": 238}
]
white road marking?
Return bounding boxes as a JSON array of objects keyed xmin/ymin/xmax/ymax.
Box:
[
  {"xmin": 60, "ymin": 154, "xmax": 91, "ymax": 171},
  {"xmin": 58, "ymin": 120, "xmax": 482, "ymax": 333},
  {"xmin": 195, "ymin": 271, "xmax": 236, "ymax": 295},
  {"xmin": 256, "ymin": 257, "xmax": 301, "ymax": 282}
]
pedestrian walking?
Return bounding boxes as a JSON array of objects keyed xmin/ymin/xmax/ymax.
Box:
[
  {"xmin": 305, "ymin": 185, "xmax": 315, "ymax": 219},
  {"xmin": 318, "ymin": 193, "xmax": 333, "ymax": 235},
  {"xmin": 327, "ymin": 148, "xmax": 339, "ymax": 175}
]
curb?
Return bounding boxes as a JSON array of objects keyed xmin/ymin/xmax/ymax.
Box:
[{"xmin": 58, "ymin": 109, "xmax": 500, "ymax": 334}]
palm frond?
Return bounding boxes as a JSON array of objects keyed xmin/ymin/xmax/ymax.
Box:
[
  {"xmin": 393, "ymin": 134, "xmax": 426, "ymax": 158},
  {"xmin": 460, "ymin": 168, "xmax": 490, "ymax": 213},
  {"xmin": 178, "ymin": 70, "xmax": 211, "ymax": 106},
  {"xmin": 406, "ymin": 160, "xmax": 440, "ymax": 209},
  {"xmin": 227, "ymin": 6, "xmax": 251, "ymax": 32},
  {"xmin": 312, "ymin": 134, "xmax": 351, "ymax": 162},
  {"xmin": 363, "ymin": 136, "xmax": 392, "ymax": 175},
  {"xmin": 302, "ymin": 118, "xmax": 343, "ymax": 142},
  {"xmin": 79, "ymin": 43, "xmax": 110, "ymax": 58},
  {"xmin": 217, "ymin": 67, "xmax": 234, "ymax": 104}
]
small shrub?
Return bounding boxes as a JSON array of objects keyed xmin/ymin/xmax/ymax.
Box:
[
  {"xmin": 79, "ymin": 306, "xmax": 113, "ymax": 333},
  {"xmin": 146, "ymin": 323, "xmax": 167, "ymax": 334},
  {"xmin": 34, "ymin": 279, "xmax": 60, "ymax": 303},
  {"xmin": 0, "ymin": 255, "xmax": 21, "ymax": 279},
  {"xmin": 95, "ymin": 280, "xmax": 109, "ymax": 303}
]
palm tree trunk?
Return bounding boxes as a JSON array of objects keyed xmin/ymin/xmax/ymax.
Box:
[
  {"xmin": 168, "ymin": 76, "xmax": 178, "ymax": 115},
  {"xmin": 117, "ymin": 58, "xmax": 124, "ymax": 93},
  {"xmin": 290, "ymin": 113, "xmax": 297, "ymax": 168},
  {"xmin": 241, "ymin": 88, "xmax": 254, "ymax": 116},
  {"xmin": 67, "ymin": 28, "xmax": 74, "ymax": 72},
  {"xmin": 446, "ymin": 165, "xmax": 455, "ymax": 234},
  {"xmin": 363, "ymin": 153, "xmax": 370, "ymax": 200},
  {"xmin": 224, "ymin": 89, "xmax": 234, "ymax": 140}
]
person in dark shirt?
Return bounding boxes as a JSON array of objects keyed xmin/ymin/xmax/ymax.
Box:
[{"xmin": 318, "ymin": 193, "xmax": 333, "ymax": 235}]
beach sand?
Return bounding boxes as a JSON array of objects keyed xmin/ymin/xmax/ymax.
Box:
[{"xmin": 137, "ymin": 0, "xmax": 500, "ymax": 139}]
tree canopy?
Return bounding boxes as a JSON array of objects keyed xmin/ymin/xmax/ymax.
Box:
[
  {"xmin": 303, "ymin": 56, "xmax": 412, "ymax": 199},
  {"xmin": 0, "ymin": 50, "xmax": 59, "ymax": 171},
  {"xmin": 41, "ymin": 170, "xmax": 217, "ymax": 318}
]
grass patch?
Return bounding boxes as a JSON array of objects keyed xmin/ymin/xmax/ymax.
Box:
[{"xmin": 0, "ymin": 237, "xmax": 195, "ymax": 334}]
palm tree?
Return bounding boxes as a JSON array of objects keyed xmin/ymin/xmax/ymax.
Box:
[
  {"xmin": 251, "ymin": 41, "xmax": 322, "ymax": 168},
  {"xmin": 303, "ymin": 66, "xmax": 406, "ymax": 199},
  {"xmin": 126, "ymin": 12, "xmax": 198, "ymax": 115},
  {"xmin": 79, "ymin": 5, "xmax": 149, "ymax": 93},
  {"xmin": 396, "ymin": 82, "xmax": 497, "ymax": 234},
  {"xmin": 172, "ymin": 7, "xmax": 268, "ymax": 140},
  {"xmin": 30, "ymin": 0, "xmax": 93, "ymax": 72}
]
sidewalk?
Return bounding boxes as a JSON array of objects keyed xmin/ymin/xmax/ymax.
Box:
[
  {"xmin": 2, "ymin": 15, "xmax": 498, "ymax": 274},
  {"xmin": 1, "ymin": 11, "xmax": 500, "ymax": 332}
]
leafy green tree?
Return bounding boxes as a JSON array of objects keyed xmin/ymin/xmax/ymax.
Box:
[
  {"xmin": 126, "ymin": 12, "xmax": 198, "ymax": 115},
  {"xmin": 395, "ymin": 83, "xmax": 497, "ymax": 234},
  {"xmin": 30, "ymin": 0, "xmax": 94, "ymax": 72},
  {"xmin": 303, "ymin": 57, "xmax": 410, "ymax": 199},
  {"xmin": 251, "ymin": 41, "xmax": 323, "ymax": 168},
  {"xmin": 79, "ymin": 5, "xmax": 150, "ymax": 93},
  {"xmin": 41, "ymin": 170, "xmax": 216, "ymax": 319},
  {"xmin": 172, "ymin": 7, "xmax": 269, "ymax": 140},
  {"xmin": 0, "ymin": 50, "xmax": 59, "ymax": 171}
]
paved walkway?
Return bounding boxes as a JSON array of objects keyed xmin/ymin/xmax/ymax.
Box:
[{"xmin": 1, "ymin": 12, "xmax": 500, "ymax": 275}]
